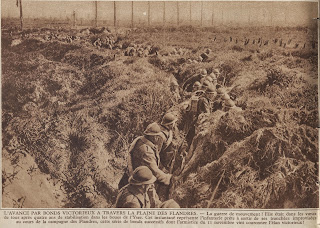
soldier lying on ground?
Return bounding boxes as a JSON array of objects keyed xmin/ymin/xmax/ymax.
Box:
[{"xmin": 116, "ymin": 166, "xmax": 180, "ymax": 208}]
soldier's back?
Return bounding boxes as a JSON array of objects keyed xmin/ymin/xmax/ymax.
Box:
[{"xmin": 116, "ymin": 186, "xmax": 142, "ymax": 208}]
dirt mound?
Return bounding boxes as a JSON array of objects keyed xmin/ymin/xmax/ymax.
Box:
[
  {"xmin": 173, "ymin": 124, "xmax": 318, "ymax": 208},
  {"xmin": 2, "ymin": 26, "xmax": 318, "ymax": 209},
  {"xmin": 11, "ymin": 39, "xmax": 80, "ymax": 61}
]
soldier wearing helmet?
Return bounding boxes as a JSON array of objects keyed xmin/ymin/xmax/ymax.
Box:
[
  {"xmin": 169, "ymin": 78, "xmax": 181, "ymax": 102},
  {"xmin": 118, "ymin": 122, "xmax": 172, "ymax": 189},
  {"xmin": 213, "ymin": 68, "xmax": 225, "ymax": 85},
  {"xmin": 210, "ymin": 73, "xmax": 218, "ymax": 85},
  {"xmin": 201, "ymin": 80, "xmax": 212, "ymax": 91},
  {"xmin": 223, "ymin": 98, "xmax": 242, "ymax": 112},
  {"xmin": 197, "ymin": 86, "xmax": 216, "ymax": 115},
  {"xmin": 185, "ymin": 86, "xmax": 216, "ymax": 149},
  {"xmin": 116, "ymin": 166, "xmax": 180, "ymax": 208},
  {"xmin": 199, "ymin": 68, "xmax": 207, "ymax": 77},
  {"xmin": 212, "ymin": 86, "xmax": 229, "ymax": 112},
  {"xmin": 159, "ymin": 113, "xmax": 178, "ymax": 169},
  {"xmin": 192, "ymin": 81, "xmax": 202, "ymax": 92},
  {"xmin": 200, "ymin": 75, "xmax": 213, "ymax": 85},
  {"xmin": 182, "ymin": 68, "xmax": 208, "ymax": 92}
]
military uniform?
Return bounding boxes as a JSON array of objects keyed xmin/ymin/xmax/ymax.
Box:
[
  {"xmin": 116, "ymin": 184, "xmax": 161, "ymax": 208},
  {"xmin": 159, "ymin": 125, "xmax": 175, "ymax": 169},
  {"xmin": 129, "ymin": 136, "xmax": 172, "ymax": 185},
  {"xmin": 197, "ymin": 96, "xmax": 212, "ymax": 115},
  {"xmin": 182, "ymin": 69, "xmax": 207, "ymax": 92},
  {"xmin": 116, "ymin": 166, "xmax": 180, "ymax": 208}
]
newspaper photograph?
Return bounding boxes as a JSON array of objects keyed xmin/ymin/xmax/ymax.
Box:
[{"xmin": 1, "ymin": 0, "xmax": 319, "ymax": 227}]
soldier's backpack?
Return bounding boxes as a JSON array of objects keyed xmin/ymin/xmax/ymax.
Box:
[
  {"xmin": 188, "ymin": 90, "xmax": 205, "ymax": 113},
  {"xmin": 190, "ymin": 95, "xmax": 199, "ymax": 113}
]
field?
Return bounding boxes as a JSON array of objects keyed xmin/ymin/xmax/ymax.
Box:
[{"xmin": 1, "ymin": 23, "xmax": 318, "ymax": 208}]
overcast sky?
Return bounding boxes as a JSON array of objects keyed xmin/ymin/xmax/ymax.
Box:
[{"xmin": 1, "ymin": 1, "xmax": 318, "ymax": 26}]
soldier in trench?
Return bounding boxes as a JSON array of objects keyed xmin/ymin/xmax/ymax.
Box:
[
  {"xmin": 182, "ymin": 69, "xmax": 208, "ymax": 92},
  {"xmin": 159, "ymin": 113, "xmax": 179, "ymax": 170},
  {"xmin": 116, "ymin": 166, "xmax": 180, "ymax": 208},
  {"xmin": 118, "ymin": 122, "xmax": 173, "ymax": 190},
  {"xmin": 184, "ymin": 86, "xmax": 216, "ymax": 151}
]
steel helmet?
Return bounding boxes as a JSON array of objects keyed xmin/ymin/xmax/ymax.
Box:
[
  {"xmin": 202, "ymin": 80, "xmax": 211, "ymax": 88},
  {"xmin": 199, "ymin": 69, "xmax": 207, "ymax": 77},
  {"xmin": 161, "ymin": 113, "xmax": 178, "ymax": 126},
  {"xmin": 209, "ymin": 73, "xmax": 217, "ymax": 80},
  {"xmin": 217, "ymin": 87, "xmax": 226, "ymax": 95},
  {"xmin": 193, "ymin": 81, "xmax": 201, "ymax": 87},
  {"xmin": 206, "ymin": 86, "xmax": 216, "ymax": 94},
  {"xmin": 205, "ymin": 76, "xmax": 213, "ymax": 82},
  {"xmin": 222, "ymin": 93, "xmax": 230, "ymax": 100},
  {"xmin": 224, "ymin": 99, "xmax": 236, "ymax": 107},
  {"xmin": 128, "ymin": 166, "xmax": 157, "ymax": 185},
  {"xmin": 143, "ymin": 122, "xmax": 163, "ymax": 136}
]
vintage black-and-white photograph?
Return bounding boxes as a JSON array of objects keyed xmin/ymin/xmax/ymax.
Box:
[{"xmin": 2, "ymin": 0, "xmax": 318, "ymax": 209}]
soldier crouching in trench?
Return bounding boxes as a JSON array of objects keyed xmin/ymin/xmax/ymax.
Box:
[
  {"xmin": 118, "ymin": 114, "xmax": 179, "ymax": 201},
  {"xmin": 116, "ymin": 166, "xmax": 180, "ymax": 208}
]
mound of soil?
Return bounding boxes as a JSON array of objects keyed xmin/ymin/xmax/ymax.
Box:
[{"xmin": 2, "ymin": 26, "xmax": 318, "ymax": 209}]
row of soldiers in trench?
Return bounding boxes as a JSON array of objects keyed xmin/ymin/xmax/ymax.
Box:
[{"xmin": 115, "ymin": 68, "xmax": 242, "ymax": 208}]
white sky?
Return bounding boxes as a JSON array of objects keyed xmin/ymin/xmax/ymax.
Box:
[{"xmin": 1, "ymin": 1, "xmax": 318, "ymax": 26}]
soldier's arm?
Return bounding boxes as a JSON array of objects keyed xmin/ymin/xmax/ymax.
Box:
[{"xmin": 143, "ymin": 150, "xmax": 172, "ymax": 185}]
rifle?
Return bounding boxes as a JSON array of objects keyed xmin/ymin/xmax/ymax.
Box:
[
  {"xmin": 172, "ymin": 107, "xmax": 199, "ymax": 168},
  {"xmin": 169, "ymin": 135, "xmax": 186, "ymax": 174},
  {"xmin": 207, "ymin": 169, "xmax": 225, "ymax": 208}
]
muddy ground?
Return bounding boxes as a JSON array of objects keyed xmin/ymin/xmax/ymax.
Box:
[{"xmin": 2, "ymin": 25, "xmax": 318, "ymax": 208}]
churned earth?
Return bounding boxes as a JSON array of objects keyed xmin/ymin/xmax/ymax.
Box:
[{"xmin": 2, "ymin": 25, "xmax": 318, "ymax": 208}]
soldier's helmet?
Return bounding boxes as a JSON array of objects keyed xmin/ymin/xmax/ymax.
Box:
[
  {"xmin": 193, "ymin": 81, "xmax": 201, "ymax": 88},
  {"xmin": 205, "ymin": 76, "xmax": 213, "ymax": 82},
  {"xmin": 224, "ymin": 99, "xmax": 236, "ymax": 108},
  {"xmin": 129, "ymin": 166, "xmax": 157, "ymax": 185},
  {"xmin": 202, "ymin": 80, "xmax": 211, "ymax": 89},
  {"xmin": 209, "ymin": 73, "xmax": 217, "ymax": 80},
  {"xmin": 199, "ymin": 69, "xmax": 207, "ymax": 77},
  {"xmin": 222, "ymin": 93, "xmax": 231, "ymax": 100},
  {"xmin": 213, "ymin": 68, "xmax": 221, "ymax": 75},
  {"xmin": 217, "ymin": 87, "xmax": 226, "ymax": 96},
  {"xmin": 161, "ymin": 113, "xmax": 178, "ymax": 126},
  {"xmin": 206, "ymin": 86, "xmax": 216, "ymax": 94},
  {"xmin": 143, "ymin": 122, "xmax": 163, "ymax": 136}
]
